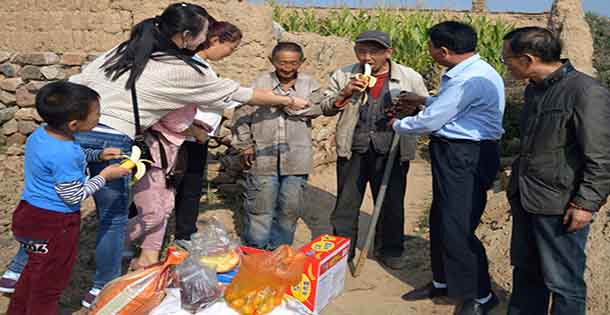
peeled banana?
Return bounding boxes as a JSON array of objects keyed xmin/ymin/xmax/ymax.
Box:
[
  {"xmin": 354, "ymin": 64, "xmax": 377, "ymax": 103},
  {"xmin": 119, "ymin": 146, "xmax": 152, "ymax": 184}
]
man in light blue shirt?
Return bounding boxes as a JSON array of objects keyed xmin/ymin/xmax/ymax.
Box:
[
  {"xmin": 395, "ymin": 22, "xmax": 504, "ymax": 315},
  {"xmin": 391, "ymin": 49, "xmax": 504, "ymax": 140}
]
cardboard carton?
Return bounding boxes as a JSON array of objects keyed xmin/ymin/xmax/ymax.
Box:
[{"xmin": 286, "ymin": 235, "xmax": 350, "ymax": 314}]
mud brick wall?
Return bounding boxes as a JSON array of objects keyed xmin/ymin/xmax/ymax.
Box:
[
  {"xmin": 0, "ymin": 0, "xmax": 595, "ymax": 168},
  {"xmin": 0, "ymin": 0, "xmax": 348, "ymax": 167},
  {"xmin": 0, "ymin": 0, "xmax": 275, "ymax": 85},
  {"xmin": 0, "ymin": 52, "xmax": 95, "ymax": 150}
]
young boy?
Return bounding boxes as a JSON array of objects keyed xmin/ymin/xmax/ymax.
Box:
[{"xmin": 7, "ymin": 81, "xmax": 130, "ymax": 315}]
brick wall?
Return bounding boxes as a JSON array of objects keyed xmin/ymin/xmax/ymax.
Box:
[
  {"xmin": 0, "ymin": 52, "xmax": 96, "ymax": 150},
  {"xmin": 0, "ymin": 1, "xmax": 551, "ymax": 54},
  {"xmin": 0, "ymin": 0, "xmax": 555, "ymax": 164},
  {"xmin": 0, "ymin": 0, "xmax": 277, "ymax": 154}
]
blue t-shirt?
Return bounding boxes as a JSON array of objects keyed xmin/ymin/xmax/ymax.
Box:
[{"xmin": 21, "ymin": 127, "xmax": 87, "ymax": 213}]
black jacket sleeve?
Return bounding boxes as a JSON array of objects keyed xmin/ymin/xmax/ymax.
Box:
[{"xmin": 571, "ymin": 84, "xmax": 610, "ymax": 211}]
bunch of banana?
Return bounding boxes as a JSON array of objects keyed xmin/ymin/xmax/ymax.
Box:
[
  {"xmin": 119, "ymin": 146, "xmax": 152, "ymax": 185},
  {"xmin": 354, "ymin": 63, "xmax": 377, "ymax": 103}
]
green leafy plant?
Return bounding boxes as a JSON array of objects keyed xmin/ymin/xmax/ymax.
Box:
[
  {"xmin": 586, "ymin": 12, "xmax": 610, "ymax": 88},
  {"xmin": 272, "ymin": 5, "xmax": 521, "ymax": 156},
  {"xmin": 272, "ymin": 6, "xmax": 514, "ymax": 79}
]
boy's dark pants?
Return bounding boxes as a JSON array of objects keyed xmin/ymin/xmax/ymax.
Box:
[{"xmin": 8, "ymin": 201, "xmax": 80, "ymax": 315}]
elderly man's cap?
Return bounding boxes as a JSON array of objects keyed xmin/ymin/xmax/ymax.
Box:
[{"xmin": 355, "ymin": 30, "xmax": 391, "ymax": 48}]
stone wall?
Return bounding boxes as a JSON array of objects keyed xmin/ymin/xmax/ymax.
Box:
[
  {"xmin": 0, "ymin": 1, "xmax": 551, "ymax": 54},
  {"xmin": 0, "ymin": 0, "xmax": 356, "ymax": 167},
  {"xmin": 0, "ymin": 52, "xmax": 90, "ymax": 152},
  {"xmin": 548, "ymin": 0, "xmax": 596, "ymax": 76},
  {"xmin": 0, "ymin": 0, "xmax": 274, "ymax": 85},
  {"xmin": 0, "ymin": 0, "xmax": 597, "ymax": 168},
  {"xmin": 471, "ymin": 0, "xmax": 486, "ymax": 13},
  {"xmin": 0, "ymin": 0, "xmax": 274, "ymax": 154}
]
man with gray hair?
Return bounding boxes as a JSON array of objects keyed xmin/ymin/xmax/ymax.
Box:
[
  {"xmin": 502, "ymin": 26, "xmax": 610, "ymax": 315},
  {"xmin": 233, "ymin": 42, "xmax": 321, "ymax": 250}
]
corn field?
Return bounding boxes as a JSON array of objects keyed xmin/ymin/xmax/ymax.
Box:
[{"xmin": 272, "ymin": 6, "xmax": 514, "ymax": 81}]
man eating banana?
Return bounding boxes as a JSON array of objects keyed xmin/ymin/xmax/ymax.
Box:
[{"xmin": 318, "ymin": 30, "xmax": 428, "ymax": 269}]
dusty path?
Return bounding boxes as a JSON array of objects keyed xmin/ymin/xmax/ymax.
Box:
[
  {"xmin": 0, "ymin": 160, "xmax": 516, "ymax": 315},
  {"xmin": 0, "ymin": 160, "xmax": 464, "ymax": 315},
  {"xmin": 301, "ymin": 161, "xmax": 506, "ymax": 315},
  {"xmin": 1, "ymin": 156, "xmax": 609, "ymax": 314}
]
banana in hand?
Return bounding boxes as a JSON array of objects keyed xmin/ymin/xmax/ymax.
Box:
[
  {"xmin": 354, "ymin": 64, "xmax": 377, "ymax": 103},
  {"xmin": 119, "ymin": 146, "xmax": 153, "ymax": 184},
  {"xmin": 355, "ymin": 63, "xmax": 377, "ymax": 91}
]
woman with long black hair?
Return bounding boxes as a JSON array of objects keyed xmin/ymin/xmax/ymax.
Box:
[
  {"xmin": 74, "ymin": 2, "xmax": 308, "ymax": 305},
  {"xmin": 0, "ymin": 3, "xmax": 310, "ymax": 308}
]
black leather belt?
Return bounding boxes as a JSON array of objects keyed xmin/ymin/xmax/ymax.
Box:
[{"xmin": 429, "ymin": 136, "xmax": 498, "ymax": 144}]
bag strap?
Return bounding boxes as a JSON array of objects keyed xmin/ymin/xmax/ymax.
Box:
[
  {"xmin": 130, "ymin": 86, "xmax": 144, "ymax": 138},
  {"xmin": 129, "ymin": 85, "xmax": 155, "ymax": 163},
  {"xmin": 148, "ymin": 130, "xmax": 169, "ymax": 170}
]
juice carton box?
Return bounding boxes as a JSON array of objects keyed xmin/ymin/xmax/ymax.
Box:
[{"xmin": 287, "ymin": 235, "xmax": 350, "ymax": 314}]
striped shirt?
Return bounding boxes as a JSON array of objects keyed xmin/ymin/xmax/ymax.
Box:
[
  {"xmin": 23, "ymin": 127, "xmax": 99, "ymax": 213},
  {"xmin": 54, "ymin": 175, "xmax": 106, "ymax": 205},
  {"xmin": 54, "ymin": 147, "xmax": 107, "ymax": 205}
]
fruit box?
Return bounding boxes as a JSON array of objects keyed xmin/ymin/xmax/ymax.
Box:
[{"xmin": 286, "ymin": 235, "xmax": 350, "ymax": 314}]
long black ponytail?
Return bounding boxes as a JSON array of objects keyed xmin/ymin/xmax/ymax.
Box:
[{"xmin": 102, "ymin": 2, "xmax": 216, "ymax": 90}]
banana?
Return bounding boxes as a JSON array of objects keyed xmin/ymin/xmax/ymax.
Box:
[
  {"xmin": 353, "ymin": 64, "xmax": 377, "ymax": 103},
  {"xmin": 119, "ymin": 146, "xmax": 152, "ymax": 184},
  {"xmin": 356, "ymin": 64, "xmax": 377, "ymax": 90}
]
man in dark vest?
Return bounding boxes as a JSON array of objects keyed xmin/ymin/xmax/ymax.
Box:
[{"xmin": 319, "ymin": 30, "xmax": 428, "ymax": 269}]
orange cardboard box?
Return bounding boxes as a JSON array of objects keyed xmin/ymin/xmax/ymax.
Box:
[{"xmin": 287, "ymin": 234, "xmax": 350, "ymax": 314}]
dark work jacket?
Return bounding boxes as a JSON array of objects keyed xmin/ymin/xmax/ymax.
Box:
[
  {"xmin": 507, "ymin": 60, "xmax": 610, "ymax": 214},
  {"xmin": 351, "ymin": 73, "xmax": 394, "ymax": 154}
]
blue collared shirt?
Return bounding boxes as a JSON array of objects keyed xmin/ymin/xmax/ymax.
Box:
[{"xmin": 392, "ymin": 54, "xmax": 505, "ymax": 141}]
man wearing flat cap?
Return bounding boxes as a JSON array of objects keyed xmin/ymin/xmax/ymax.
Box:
[{"xmin": 318, "ymin": 30, "xmax": 428, "ymax": 269}]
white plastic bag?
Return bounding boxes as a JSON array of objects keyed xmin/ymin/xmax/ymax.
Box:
[
  {"xmin": 151, "ymin": 289, "xmax": 313, "ymax": 315},
  {"xmin": 190, "ymin": 217, "xmax": 239, "ymax": 256},
  {"xmin": 187, "ymin": 217, "xmax": 241, "ymax": 273}
]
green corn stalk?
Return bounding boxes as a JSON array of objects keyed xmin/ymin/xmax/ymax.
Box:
[{"xmin": 273, "ymin": 6, "xmax": 514, "ymax": 82}]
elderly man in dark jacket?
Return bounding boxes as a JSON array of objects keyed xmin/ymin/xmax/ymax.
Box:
[{"xmin": 502, "ymin": 26, "xmax": 610, "ymax": 315}]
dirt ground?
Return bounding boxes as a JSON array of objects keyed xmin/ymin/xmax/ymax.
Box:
[{"xmin": 0, "ymin": 155, "xmax": 609, "ymax": 315}]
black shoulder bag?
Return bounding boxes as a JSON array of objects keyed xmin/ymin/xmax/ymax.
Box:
[{"xmin": 130, "ymin": 86, "xmax": 187, "ymax": 188}]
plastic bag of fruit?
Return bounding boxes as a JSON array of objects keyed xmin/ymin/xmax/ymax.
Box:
[
  {"xmin": 224, "ymin": 245, "xmax": 306, "ymax": 315},
  {"xmin": 90, "ymin": 247, "xmax": 188, "ymax": 315},
  {"xmin": 187, "ymin": 217, "xmax": 241, "ymax": 273}
]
